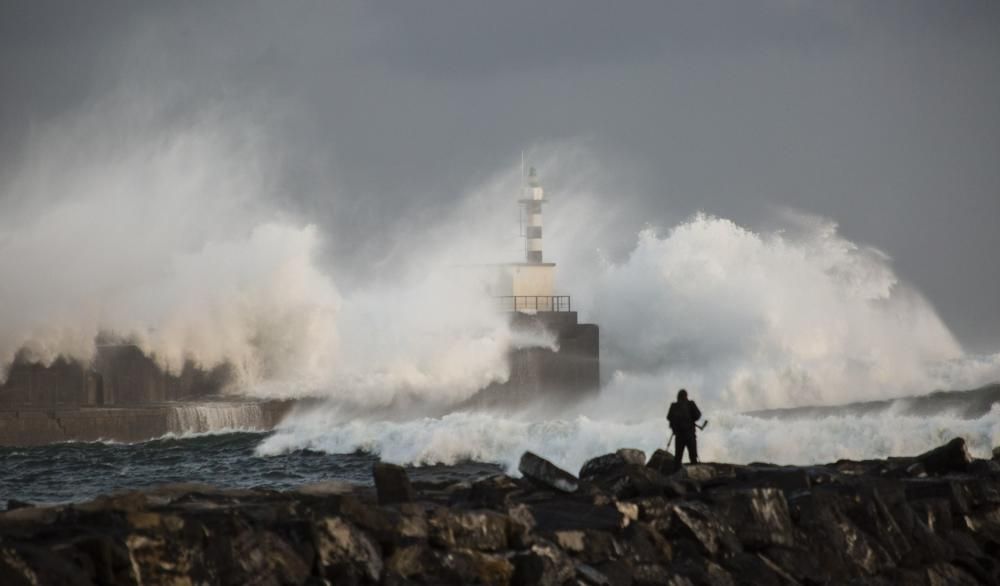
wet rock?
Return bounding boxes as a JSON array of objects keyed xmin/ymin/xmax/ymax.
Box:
[
  {"xmin": 742, "ymin": 467, "xmax": 811, "ymax": 493},
  {"xmin": 670, "ymin": 557, "xmax": 736, "ymax": 586},
  {"xmin": 647, "ymin": 449, "xmax": 676, "ymax": 475},
  {"xmin": 384, "ymin": 543, "xmax": 435, "ymax": 583},
  {"xmin": 632, "ymin": 563, "xmax": 678, "ymax": 586},
  {"xmin": 709, "ymin": 488, "xmax": 795, "ymax": 549},
  {"xmin": 313, "ymin": 517, "xmax": 383, "ymax": 583},
  {"xmin": 616, "ymin": 448, "xmax": 646, "ymax": 466},
  {"xmin": 905, "ymin": 479, "xmax": 972, "ymax": 516},
  {"xmin": 511, "ymin": 541, "xmax": 576, "ymax": 586},
  {"xmin": 526, "ymin": 498, "xmax": 623, "ymax": 533},
  {"xmin": 621, "ymin": 519, "xmax": 673, "ymax": 564},
  {"xmin": 916, "ymin": 438, "xmax": 972, "ymax": 476},
  {"xmin": 970, "ymin": 458, "xmax": 1000, "ymax": 477},
  {"xmin": 224, "ymin": 528, "xmax": 311, "ymax": 585},
  {"xmin": 677, "ymin": 463, "xmax": 741, "ymax": 486},
  {"xmin": 519, "ymin": 451, "xmax": 579, "ymax": 493},
  {"xmin": 553, "ymin": 529, "xmax": 621, "ymax": 564},
  {"xmin": 575, "ymin": 562, "xmax": 611, "ymax": 585},
  {"xmin": 579, "ymin": 453, "xmax": 627, "ymax": 481},
  {"xmin": 720, "ymin": 553, "xmax": 788, "ymax": 586},
  {"xmin": 593, "ymin": 463, "xmax": 686, "ymax": 500},
  {"xmin": 373, "ymin": 462, "xmax": 416, "ymax": 506},
  {"xmin": 429, "ymin": 508, "xmax": 509, "ymax": 551},
  {"xmin": 436, "ymin": 548, "xmax": 514, "ymax": 585},
  {"xmin": 665, "ymin": 501, "xmax": 742, "ymax": 557},
  {"xmin": 466, "ymin": 474, "xmax": 522, "ymax": 509}
]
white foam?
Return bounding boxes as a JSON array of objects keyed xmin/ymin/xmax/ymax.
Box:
[{"xmin": 257, "ymin": 401, "xmax": 1000, "ymax": 474}]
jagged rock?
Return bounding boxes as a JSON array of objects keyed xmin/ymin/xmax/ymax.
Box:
[
  {"xmin": 593, "ymin": 463, "xmax": 687, "ymax": 500},
  {"xmin": 993, "ymin": 446, "xmax": 1000, "ymax": 461},
  {"xmin": 916, "ymin": 438, "xmax": 972, "ymax": 475},
  {"xmin": 665, "ymin": 501, "xmax": 742, "ymax": 557},
  {"xmin": 622, "ymin": 520, "xmax": 673, "ymax": 563},
  {"xmin": 519, "ymin": 451, "xmax": 579, "ymax": 493},
  {"xmin": 313, "ymin": 517, "xmax": 383, "ymax": 583},
  {"xmin": 647, "ymin": 449, "xmax": 676, "ymax": 475},
  {"xmin": 788, "ymin": 487, "xmax": 896, "ymax": 578},
  {"xmin": 742, "ymin": 467, "xmax": 811, "ymax": 493},
  {"xmin": 617, "ymin": 448, "xmax": 646, "ymax": 466},
  {"xmin": 632, "ymin": 563, "xmax": 681, "ymax": 586},
  {"xmin": 225, "ymin": 528, "xmax": 312, "ymax": 585},
  {"xmin": 373, "ymin": 462, "xmax": 415, "ymax": 505},
  {"xmin": 970, "ymin": 458, "xmax": 1000, "ymax": 477},
  {"xmin": 511, "ymin": 541, "xmax": 576, "ymax": 586},
  {"xmin": 384, "ymin": 543, "xmax": 435, "ymax": 583},
  {"xmin": 709, "ymin": 488, "xmax": 795, "ymax": 549},
  {"xmin": 670, "ymin": 557, "xmax": 736, "ymax": 586},
  {"xmin": 4, "ymin": 444, "xmax": 1000, "ymax": 584},
  {"xmin": 575, "ymin": 562, "xmax": 611, "ymax": 585},
  {"xmin": 466, "ymin": 474, "xmax": 522, "ymax": 509},
  {"xmin": 905, "ymin": 479, "xmax": 972, "ymax": 516},
  {"xmin": 720, "ymin": 552, "xmax": 791, "ymax": 586},
  {"xmin": 428, "ymin": 508, "xmax": 509, "ymax": 551},
  {"xmin": 677, "ymin": 463, "xmax": 742, "ymax": 486},
  {"xmin": 924, "ymin": 562, "xmax": 982, "ymax": 585},
  {"xmin": 526, "ymin": 498, "xmax": 623, "ymax": 532},
  {"xmin": 436, "ymin": 548, "xmax": 514, "ymax": 584},
  {"xmin": 5, "ymin": 500, "xmax": 32, "ymax": 511},
  {"xmin": 579, "ymin": 453, "xmax": 627, "ymax": 481},
  {"xmin": 553, "ymin": 529, "xmax": 621, "ymax": 564}
]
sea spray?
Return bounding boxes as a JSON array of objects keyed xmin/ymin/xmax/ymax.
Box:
[
  {"xmin": 168, "ymin": 403, "xmax": 269, "ymax": 434},
  {"xmin": 256, "ymin": 403, "xmax": 1000, "ymax": 475}
]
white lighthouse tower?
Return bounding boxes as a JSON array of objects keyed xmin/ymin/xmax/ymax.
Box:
[
  {"xmin": 495, "ymin": 165, "xmax": 563, "ymax": 312},
  {"xmin": 522, "ymin": 166, "xmax": 546, "ymax": 263}
]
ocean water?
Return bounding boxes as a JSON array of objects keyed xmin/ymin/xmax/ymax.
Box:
[
  {"xmin": 7, "ymin": 389, "xmax": 997, "ymax": 508},
  {"xmin": 0, "ymin": 432, "xmax": 501, "ymax": 506}
]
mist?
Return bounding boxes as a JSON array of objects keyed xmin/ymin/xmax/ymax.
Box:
[{"xmin": 2, "ymin": 1, "xmax": 999, "ymax": 469}]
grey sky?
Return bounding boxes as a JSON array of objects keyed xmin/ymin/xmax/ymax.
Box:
[{"xmin": 2, "ymin": 1, "xmax": 999, "ymax": 351}]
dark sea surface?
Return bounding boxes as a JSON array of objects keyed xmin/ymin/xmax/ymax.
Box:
[{"xmin": 0, "ymin": 432, "xmax": 501, "ymax": 506}]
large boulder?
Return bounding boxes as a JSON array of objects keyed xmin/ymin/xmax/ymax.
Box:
[
  {"xmin": 664, "ymin": 501, "xmax": 742, "ymax": 557},
  {"xmin": 519, "ymin": 452, "xmax": 579, "ymax": 493},
  {"xmin": 428, "ymin": 508, "xmax": 510, "ymax": 551},
  {"xmin": 616, "ymin": 448, "xmax": 646, "ymax": 466},
  {"xmin": 511, "ymin": 541, "xmax": 576, "ymax": 586},
  {"xmin": 373, "ymin": 462, "xmax": 416, "ymax": 505},
  {"xmin": 646, "ymin": 449, "xmax": 676, "ymax": 475},
  {"xmin": 579, "ymin": 453, "xmax": 627, "ymax": 481},
  {"xmin": 708, "ymin": 489, "xmax": 795, "ymax": 549},
  {"xmin": 915, "ymin": 437, "xmax": 972, "ymax": 475},
  {"xmin": 312, "ymin": 517, "xmax": 384, "ymax": 583}
]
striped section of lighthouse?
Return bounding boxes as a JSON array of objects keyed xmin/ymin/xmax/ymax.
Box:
[{"xmin": 524, "ymin": 167, "xmax": 545, "ymax": 263}]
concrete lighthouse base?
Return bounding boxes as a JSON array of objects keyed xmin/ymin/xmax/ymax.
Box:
[{"xmin": 465, "ymin": 311, "xmax": 600, "ymax": 409}]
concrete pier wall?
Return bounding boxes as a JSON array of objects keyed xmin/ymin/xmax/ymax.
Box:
[
  {"xmin": 0, "ymin": 400, "xmax": 294, "ymax": 446},
  {"xmin": 0, "ymin": 345, "xmax": 229, "ymax": 408},
  {"xmin": 468, "ymin": 311, "xmax": 600, "ymax": 407}
]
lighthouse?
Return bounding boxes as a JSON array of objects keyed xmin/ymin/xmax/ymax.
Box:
[
  {"xmin": 522, "ymin": 166, "xmax": 546, "ymax": 263},
  {"xmin": 496, "ymin": 166, "xmax": 561, "ymax": 311},
  {"xmin": 471, "ymin": 162, "xmax": 599, "ymax": 405}
]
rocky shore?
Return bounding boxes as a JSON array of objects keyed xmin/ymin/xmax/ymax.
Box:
[{"xmin": 2, "ymin": 439, "xmax": 1000, "ymax": 585}]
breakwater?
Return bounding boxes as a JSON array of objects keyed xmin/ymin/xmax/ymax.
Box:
[
  {"xmin": 0, "ymin": 400, "xmax": 294, "ymax": 446},
  {"xmin": 2, "ymin": 439, "xmax": 998, "ymax": 584}
]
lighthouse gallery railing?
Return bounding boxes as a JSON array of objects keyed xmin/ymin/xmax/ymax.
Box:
[{"xmin": 497, "ymin": 295, "xmax": 571, "ymax": 312}]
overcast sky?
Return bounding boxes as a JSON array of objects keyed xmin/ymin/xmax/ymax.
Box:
[{"xmin": 2, "ymin": 1, "xmax": 998, "ymax": 352}]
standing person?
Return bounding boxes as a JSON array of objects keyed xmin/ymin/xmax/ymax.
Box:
[{"xmin": 667, "ymin": 389, "xmax": 702, "ymax": 472}]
